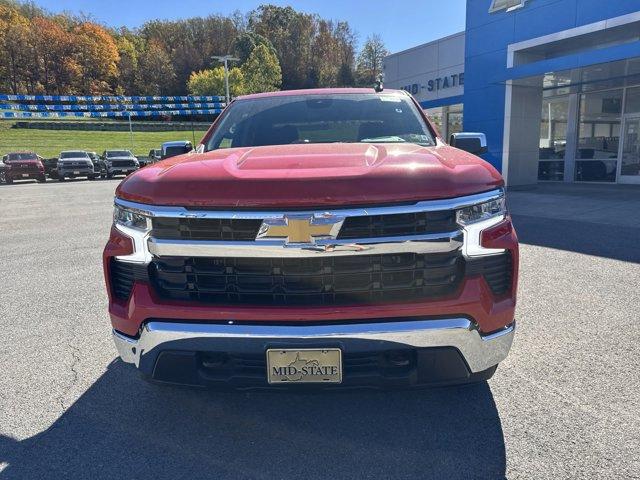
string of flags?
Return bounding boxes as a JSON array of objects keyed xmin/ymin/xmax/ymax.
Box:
[{"xmin": 0, "ymin": 94, "xmax": 226, "ymax": 118}]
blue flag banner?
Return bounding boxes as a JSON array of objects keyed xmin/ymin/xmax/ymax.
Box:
[
  {"xmin": 0, "ymin": 102, "xmax": 225, "ymax": 112},
  {"xmin": 0, "ymin": 94, "xmax": 225, "ymax": 102},
  {"xmin": 1, "ymin": 109, "xmax": 223, "ymax": 118}
]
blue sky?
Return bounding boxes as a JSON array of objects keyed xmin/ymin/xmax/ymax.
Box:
[{"xmin": 31, "ymin": 0, "xmax": 467, "ymax": 53}]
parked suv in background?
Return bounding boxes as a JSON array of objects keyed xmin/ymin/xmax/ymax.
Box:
[
  {"xmin": 57, "ymin": 151, "xmax": 96, "ymax": 181},
  {"xmin": 1, "ymin": 152, "xmax": 46, "ymax": 184},
  {"xmin": 161, "ymin": 140, "xmax": 192, "ymax": 159},
  {"xmin": 87, "ymin": 151, "xmax": 106, "ymax": 178},
  {"xmin": 148, "ymin": 148, "xmax": 162, "ymax": 162},
  {"xmin": 105, "ymin": 88, "xmax": 518, "ymax": 389},
  {"xmin": 41, "ymin": 157, "xmax": 59, "ymax": 179},
  {"xmin": 102, "ymin": 150, "xmax": 139, "ymax": 178}
]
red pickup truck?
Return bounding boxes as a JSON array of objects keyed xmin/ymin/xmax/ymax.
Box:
[
  {"xmin": 0, "ymin": 152, "xmax": 46, "ymax": 184},
  {"xmin": 104, "ymin": 88, "xmax": 518, "ymax": 389}
]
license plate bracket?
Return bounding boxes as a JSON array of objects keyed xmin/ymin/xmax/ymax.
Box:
[{"xmin": 266, "ymin": 348, "xmax": 342, "ymax": 384}]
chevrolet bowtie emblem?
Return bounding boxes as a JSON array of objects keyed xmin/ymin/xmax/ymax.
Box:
[{"xmin": 257, "ymin": 214, "xmax": 344, "ymax": 245}]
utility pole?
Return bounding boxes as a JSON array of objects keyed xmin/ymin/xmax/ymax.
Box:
[
  {"xmin": 128, "ymin": 112, "xmax": 134, "ymax": 152},
  {"xmin": 212, "ymin": 55, "xmax": 239, "ymax": 105}
]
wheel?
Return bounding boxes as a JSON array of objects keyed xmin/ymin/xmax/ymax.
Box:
[
  {"xmin": 37, "ymin": 175, "xmax": 46, "ymax": 183},
  {"xmin": 5, "ymin": 176, "xmax": 13, "ymax": 184},
  {"xmin": 107, "ymin": 171, "xmax": 113, "ymax": 179},
  {"xmin": 0, "ymin": 171, "xmax": 5, "ymax": 184},
  {"xmin": 58, "ymin": 175, "xmax": 65, "ymax": 182},
  {"xmin": 88, "ymin": 174, "xmax": 96, "ymax": 180}
]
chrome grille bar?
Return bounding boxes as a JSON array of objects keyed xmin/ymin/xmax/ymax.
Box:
[{"xmin": 147, "ymin": 231, "xmax": 464, "ymax": 258}]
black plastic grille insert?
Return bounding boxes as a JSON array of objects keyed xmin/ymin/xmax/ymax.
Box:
[{"xmin": 149, "ymin": 251, "xmax": 464, "ymax": 306}]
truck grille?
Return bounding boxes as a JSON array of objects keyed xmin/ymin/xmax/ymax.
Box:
[
  {"xmin": 338, "ymin": 210, "xmax": 456, "ymax": 238},
  {"xmin": 151, "ymin": 209, "xmax": 457, "ymax": 241},
  {"xmin": 149, "ymin": 251, "xmax": 464, "ymax": 306},
  {"xmin": 111, "ymin": 159, "xmax": 136, "ymax": 167},
  {"xmin": 11, "ymin": 164, "xmax": 40, "ymax": 173},
  {"xmin": 152, "ymin": 218, "xmax": 263, "ymax": 241}
]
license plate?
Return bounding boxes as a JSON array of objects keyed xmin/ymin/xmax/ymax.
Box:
[
  {"xmin": 73, "ymin": 170, "xmax": 80, "ymax": 175},
  {"xmin": 266, "ymin": 348, "xmax": 342, "ymax": 384},
  {"xmin": 21, "ymin": 174, "xmax": 29, "ymax": 178}
]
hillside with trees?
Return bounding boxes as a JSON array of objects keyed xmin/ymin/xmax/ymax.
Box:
[{"xmin": 0, "ymin": 0, "xmax": 388, "ymax": 97}]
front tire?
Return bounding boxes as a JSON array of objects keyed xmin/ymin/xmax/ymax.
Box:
[
  {"xmin": 58, "ymin": 175, "xmax": 65, "ymax": 182},
  {"xmin": 37, "ymin": 175, "xmax": 46, "ymax": 183}
]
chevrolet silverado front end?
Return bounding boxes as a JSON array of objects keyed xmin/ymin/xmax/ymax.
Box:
[{"xmin": 104, "ymin": 88, "xmax": 518, "ymax": 389}]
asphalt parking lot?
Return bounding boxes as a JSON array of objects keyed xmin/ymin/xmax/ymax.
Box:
[{"xmin": 0, "ymin": 179, "xmax": 639, "ymax": 479}]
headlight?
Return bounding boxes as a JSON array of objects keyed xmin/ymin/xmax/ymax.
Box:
[
  {"xmin": 113, "ymin": 204, "xmax": 150, "ymax": 231},
  {"xmin": 456, "ymin": 196, "xmax": 506, "ymax": 226}
]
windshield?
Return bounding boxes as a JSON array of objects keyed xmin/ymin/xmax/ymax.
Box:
[
  {"xmin": 6, "ymin": 153, "xmax": 37, "ymax": 161},
  {"xmin": 205, "ymin": 93, "xmax": 435, "ymax": 151},
  {"xmin": 60, "ymin": 151, "xmax": 89, "ymax": 159},
  {"xmin": 106, "ymin": 150, "xmax": 133, "ymax": 157}
]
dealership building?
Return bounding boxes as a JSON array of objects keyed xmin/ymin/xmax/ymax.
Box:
[{"xmin": 384, "ymin": 0, "xmax": 640, "ymax": 186}]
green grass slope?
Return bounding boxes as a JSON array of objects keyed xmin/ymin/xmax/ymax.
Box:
[{"xmin": 0, "ymin": 127, "xmax": 208, "ymax": 158}]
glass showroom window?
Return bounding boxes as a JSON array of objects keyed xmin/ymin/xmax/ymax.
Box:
[
  {"xmin": 538, "ymin": 95, "xmax": 569, "ymax": 181},
  {"xmin": 575, "ymin": 89, "xmax": 623, "ymax": 182},
  {"xmin": 446, "ymin": 104, "xmax": 464, "ymax": 140},
  {"xmin": 425, "ymin": 107, "xmax": 444, "ymax": 136}
]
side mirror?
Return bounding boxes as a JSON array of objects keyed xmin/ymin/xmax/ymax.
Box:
[{"xmin": 450, "ymin": 132, "xmax": 488, "ymax": 155}]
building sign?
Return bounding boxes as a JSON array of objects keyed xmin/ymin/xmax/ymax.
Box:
[
  {"xmin": 402, "ymin": 73, "xmax": 464, "ymax": 95},
  {"xmin": 488, "ymin": 0, "xmax": 529, "ymax": 13}
]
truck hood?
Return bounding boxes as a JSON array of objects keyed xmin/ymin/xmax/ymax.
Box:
[{"xmin": 116, "ymin": 143, "xmax": 503, "ymax": 208}]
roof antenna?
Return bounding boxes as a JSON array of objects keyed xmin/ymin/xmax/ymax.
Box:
[{"xmin": 374, "ymin": 74, "xmax": 384, "ymax": 93}]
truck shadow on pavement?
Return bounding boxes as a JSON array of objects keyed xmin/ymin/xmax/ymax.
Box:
[
  {"xmin": 512, "ymin": 214, "xmax": 640, "ymax": 264},
  {"xmin": 0, "ymin": 360, "xmax": 506, "ymax": 480}
]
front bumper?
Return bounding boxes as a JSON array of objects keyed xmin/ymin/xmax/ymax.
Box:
[
  {"xmin": 7, "ymin": 171, "xmax": 43, "ymax": 180},
  {"xmin": 107, "ymin": 166, "xmax": 137, "ymax": 175},
  {"xmin": 113, "ymin": 318, "xmax": 515, "ymax": 388},
  {"xmin": 59, "ymin": 167, "xmax": 94, "ymax": 177}
]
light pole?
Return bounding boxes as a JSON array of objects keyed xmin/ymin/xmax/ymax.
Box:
[{"xmin": 212, "ymin": 55, "xmax": 240, "ymax": 105}]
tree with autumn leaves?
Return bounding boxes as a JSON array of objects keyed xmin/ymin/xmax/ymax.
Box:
[
  {"xmin": 0, "ymin": 1, "xmax": 388, "ymax": 97},
  {"xmin": 0, "ymin": 4, "xmax": 119, "ymax": 94}
]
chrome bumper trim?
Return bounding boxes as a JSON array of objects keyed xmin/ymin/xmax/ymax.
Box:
[
  {"xmin": 113, "ymin": 318, "xmax": 515, "ymax": 373},
  {"xmin": 114, "ymin": 189, "xmax": 504, "ymax": 219},
  {"xmin": 147, "ymin": 231, "xmax": 464, "ymax": 258}
]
